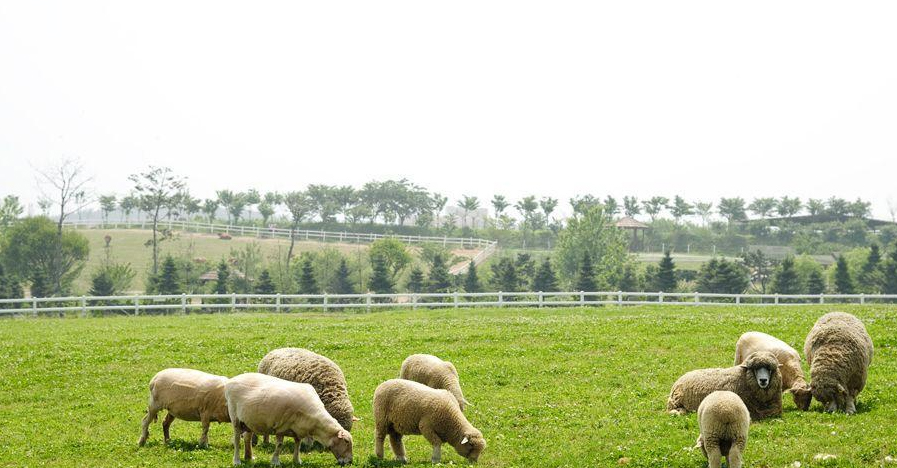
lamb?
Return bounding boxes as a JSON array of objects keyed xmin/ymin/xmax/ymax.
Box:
[
  {"xmin": 696, "ymin": 391, "xmax": 750, "ymax": 468},
  {"xmin": 400, "ymin": 354, "xmax": 470, "ymax": 411},
  {"xmin": 137, "ymin": 368, "xmax": 230, "ymax": 448},
  {"xmin": 225, "ymin": 372, "xmax": 353, "ymax": 466},
  {"xmin": 667, "ymin": 351, "xmax": 782, "ymax": 419},
  {"xmin": 257, "ymin": 348, "xmax": 356, "ymax": 432},
  {"xmin": 735, "ymin": 331, "xmax": 812, "ymax": 410},
  {"xmin": 373, "ymin": 379, "xmax": 485, "ymax": 464},
  {"xmin": 804, "ymin": 311, "xmax": 874, "ymax": 414}
]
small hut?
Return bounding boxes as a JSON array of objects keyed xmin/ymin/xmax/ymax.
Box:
[{"xmin": 615, "ymin": 217, "xmax": 648, "ymax": 251}]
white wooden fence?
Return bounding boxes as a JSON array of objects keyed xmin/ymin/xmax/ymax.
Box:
[{"xmin": 2, "ymin": 292, "xmax": 895, "ymax": 317}]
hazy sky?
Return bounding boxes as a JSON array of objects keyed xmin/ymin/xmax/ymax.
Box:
[{"xmin": 2, "ymin": 1, "xmax": 896, "ymax": 219}]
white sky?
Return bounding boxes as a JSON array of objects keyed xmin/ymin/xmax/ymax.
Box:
[{"xmin": 1, "ymin": 1, "xmax": 896, "ymax": 219}]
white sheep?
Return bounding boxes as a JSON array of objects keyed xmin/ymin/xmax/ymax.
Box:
[
  {"xmin": 373, "ymin": 379, "xmax": 485, "ymax": 464},
  {"xmin": 400, "ymin": 354, "xmax": 470, "ymax": 411},
  {"xmin": 735, "ymin": 331, "xmax": 812, "ymax": 410},
  {"xmin": 804, "ymin": 312, "xmax": 874, "ymax": 414},
  {"xmin": 697, "ymin": 390, "xmax": 750, "ymax": 468},
  {"xmin": 225, "ymin": 372, "xmax": 353, "ymax": 466},
  {"xmin": 137, "ymin": 368, "xmax": 230, "ymax": 448}
]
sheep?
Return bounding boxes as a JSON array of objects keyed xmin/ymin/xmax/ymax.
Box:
[
  {"xmin": 735, "ymin": 331, "xmax": 812, "ymax": 410},
  {"xmin": 137, "ymin": 368, "xmax": 230, "ymax": 448},
  {"xmin": 225, "ymin": 372, "xmax": 353, "ymax": 466},
  {"xmin": 373, "ymin": 379, "xmax": 485, "ymax": 464},
  {"xmin": 804, "ymin": 311, "xmax": 874, "ymax": 414},
  {"xmin": 257, "ymin": 348, "xmax": 356, "ymax": 432},
  {"xmin": 400, "ymin": 354, "xmax": 470, "ymax": 411},
  {"xmin": 696, "ymin": 391, "xmax": 750, "ymax": 468},
  {"xmin": 667, "ymin": 351, "xmax": 782, "ymax": 419}
]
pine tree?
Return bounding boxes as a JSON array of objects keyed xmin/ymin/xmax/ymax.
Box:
[
  {"xmin": 332, "ymin": 259, "xmax": 356, "ymax": 296},
  {"xmin": 858, "ymin": 244, "xmax": 885, "ymax": 293},
  {"xmin": 574, "ymin": 252, "xmax": 597, "ymax": 292},
  {"xmin": 297, "ymin": 256, "xmax": 319, "ymax": 294},
  {"xmin": 697, "ymin": 258, "xmax": 750, "ymax": 294},
  {"xmin": 490, "ymin": 257, "xmax": 519, "ymax": 292},
  {"xmin": 30, "ymin": 270, "xmax": 51, "ymax": 298},
  {"xmin": 834, "ymin": 255, "xmax": 854, "ymax": 294},
  {"xmin": 214, "ymin": 260, "xmax": 230, "ymax": 295},
  {"xmin": 884, "ymin": 242, "xmax": 897, "ymax": 294},
  {"xmin": 369, "ymin": 254, "xmax": 394, "ymax": 294},
  {"xmin": 427, "ymin": 253, "xmax": 452, "ymax": 293},
  {"xmin": 617, "ymin": 263, "xmax": 640, "ymax": 292},
  {"xmin": 0, "ymin": 263, "xmax": 23, "ymax": 301},
  {"xmin": 255, "ymin": 269, "xmax": 276, "ymax": 294},
  {"xmin": 89, "ymin": 271, "xmax": 115, "ymax": 296},
  {"xmin": 771, "ymin": 257, "xmax": 802, "ymax": 294},
  {"xmin": 654, "ymin": 250, "xmax": 677, "ymax": 292},
  {"xmin": 156, "ymin": 256, "xmax": 182, "ymax": 295},
  {"xmin": 463, "ymin": 262, "xmax": 481, "ymax": 293},
  {"xmin": 407, "ymin": 266, "xmax": 425, "ymax": 293},
  {"xmin": 532, "ymin": 258, "xmax": 559, "ymax": 292},
  {"xmin": 806, "ymin": 268, "xmax": 827, "ymax": 295}
]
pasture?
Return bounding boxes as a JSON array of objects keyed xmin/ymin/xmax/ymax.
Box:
[{"xmin": 0, "ymin": 305, "xmax": 894, "ymax": 467}]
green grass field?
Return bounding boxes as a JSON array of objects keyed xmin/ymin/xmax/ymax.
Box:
[{"xmin": 1, "ymin": 305, "xmax": 894, "ymax": 467}]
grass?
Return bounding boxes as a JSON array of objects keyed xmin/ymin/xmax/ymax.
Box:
[{"xmin": 1, "ymin": 305, "xmax": 895, "ymax": 467}]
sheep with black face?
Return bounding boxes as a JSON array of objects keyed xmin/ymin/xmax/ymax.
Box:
[{"xmin": 667, "ymin": 351, "xmax": 783, "ymax": 419}]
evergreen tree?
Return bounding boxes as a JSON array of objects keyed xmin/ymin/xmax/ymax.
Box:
[
  {"xmin": 89, "ymin": 271, "xmax": 115, "ymax": 297},
  {"xmin": 369, "ymin": 254, "xmax": 394, "ymax": 294},
  {"xmin": 0, "ymin": 263, "xmax": 23, "ymax": 301},
  {"xmin": 427, "ymin": 253, "xmax": 452, "ymax": 293},
  {"xmin": 574, "ymin": 252, "xmax": 597, "ymax": 292},
  {"xmin": 297, "ymin": 256, "xmax": 319, "ymax": 294},
  {"xmin": 332, "ymin": 259, "xmax": 356, "ymax": 296},
  {"xmin": 532, "ymin": 258, "xmax": 559, "ymax": 292},
  {"xmin": 407, "ymin": 266, "xmax": 425, "ymax": 293},
  {"xmin": 858, "ymin": 244, "xmax": 885, "ymax": 293},
  {"xmin": 156, "ymin": 256, "xmax": 182, "ymax": 295},
  {"xmin": 515, "ymin": 253, "xmax": 536, "ymax": 286},
  {"xmin": 214, "ymin": 260, "xmax": 230, "ymax": 295},
  {"xmin": 697, "ymin": 258, "xmax": 750, "ymax": 294},
  {"xmin": 834, "ymin": 255, "xmax": 854, "ymax": 294},
  {"xmin": 884, "ymin": 243, "xmax": 897, "ymax": 294},
  {"xmin": 490, "ymin": 257, "xmax": 520, "ymax": 292},
  {"xmin": 255, "ymin": 269, "xmax": 276, "ymax": 294},
  {"xmin": 29, "ymin": 270, "xmax": 51, "ymax": 298},
  {"xmin": 617, "ymin": 263, "xmax": 640, "ymax": 292},
  {"xmin": 653, "ymin": 250, "xmax": 677, "ymax": 292},
  {"xmin": 463, "ymin": 262, "xmax": 481, "ymax": 293},
  {"xmin": 771, "ymin": 257, "xmax": 803, "ymax": 294},
  {"xmin": 806, "ymin": 268, "xmax": 827, "ymax": 295}
]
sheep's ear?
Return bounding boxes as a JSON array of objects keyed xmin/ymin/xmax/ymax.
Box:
[
  {"xmin": 461, "ymin": 436, "xmax": 469, "ymax": 445},
  {"xmin": 463, "ymin": 399, "xmax": 473, "ymax": 407},
  {"xmin": 352, "ymin": 416, "xmax": 361, "ymax": 422},
  {"xmin": 337, "ymin": 430, "xmax": 349, "ymax": 439}
]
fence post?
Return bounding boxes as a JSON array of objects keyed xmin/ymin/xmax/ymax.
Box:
[
  {"xmin": 181, "ymin": 293, "xmax": 187, "ymax": 314},
  {"xmin": 80, "ymin": 296, "xmax": 87, "ymax": 317},
  {"xmin": 32, "ymin": 297, "xmax": 38, "ymax": 316},
  {"xmin": 736, "ymin": 294, "xmax": 741, "ymax": 305},
  {"xmin": 412, "ymin": 294, "xmax": 418, "ymax": 310},
  {"xmin": 819, "ymin": 294, "xmax": 824, "ymax": 305},
  {"xmin": 658, "ymin": 291, "xmax": 664, "ymax": 303},
  {"xmin": 276, "ymin": 293, "xmax": 282, "ymax": 313},
  {"xmin": 618, "ymin": 291, "xmax": 623, "ymax": 305},
  {"xmin": 498, "ymin": 291, "xmax": 503, "ymax": 307},
  {"xmin": 134, "ymin": 296, "xmax": 140, "ymax": 316},
  {"xmin": 453, "ymin": 292, "xmax": 459, "ymax": 308},
  {"xmin": 366, "ymin": 293, "xmax": 372, "ymax": 312},
  {"xmin": 538, "ymin": 291, "xmax": 544, "ymax": 308},
  {"xmin": 860, "ymin": 293, "xmax": 865, "ymax": 305},
  {"xmin": 694, "ymin": 292, "xmax": 699, "ymax": 305},
  {"xmin": 323, "ymin": 293, "xmax": 329, "ymax": 312},
  {"xmin": 775, "ymin": 294, "xmax": 779, "ymax": 305},
  {"xmin": 580, "ymin": 291, "xmax": 585, "ymax": 307},
  {"xmin": 231, "ymin": 293, "xmax": 236, "ymax": 313}
]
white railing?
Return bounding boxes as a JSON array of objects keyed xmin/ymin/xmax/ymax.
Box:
[{"xmin": 2, "ymin": 292, "xmax": 896, "ymax": 317}]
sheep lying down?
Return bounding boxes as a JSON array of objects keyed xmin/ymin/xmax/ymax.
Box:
[
  {"xmin": 137, "ymin": 368, "xmax": 230, "ymax": 448},
  {"xmin": 225, "ymin": 373, "xmax": 353, "ymax": 466}
]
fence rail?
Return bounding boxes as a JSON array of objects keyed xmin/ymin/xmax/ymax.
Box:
[{"xmin": 2, "ymin": 291, "xmax": 896, "ymax": 317}]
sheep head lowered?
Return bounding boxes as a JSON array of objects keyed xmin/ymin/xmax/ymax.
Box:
[
  {"xmin": 810, "ymin": 375, "xmax": 850, "ymax": 413},
  {"xmin": 451, "ymin": 430, "xmax": 486, "ymax": 463},
  {"xmin": 327, "ymin": 429, "xmax": 353, "ymax": 466},
  {"xmin": 740, "ymin": 351, "xmax": 781, "ymax": 390}
]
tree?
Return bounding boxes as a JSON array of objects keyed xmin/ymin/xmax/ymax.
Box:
[
  {"xmin": 255, "ymin": 269, "xmax": 276, "ymax": 294},
  {"xmin": 297, "ymin": 256, "xmax": 319, "ymax": 294},
  {"xmin": 748, "ymin": 197, "xmax": 778, "ymax": 219},
  {"xmin": 119, "ymin": 194, "xmax": 138, "ymax": 222},
  {"xmin": 569, "ymin": 195, "xmax": 600, "ymax": 216},
  {"xmin": 670, "ymin": 196, "xmax": 693, "ymax": 224},
  {"xmin": 857, "ymin": 244, "xmax": 885, "ymax": 293},
  {"xmin": 202, "ymin": 199, "xmax": 219, "ymax": 223},
  {"xmin": 432, "ymin": 193, "xmax": 448, "ymax": 226},
  {"xmin": 369, "ymin": 254, "xmax": 394, "ymax": 294},
  {"xmin": 89, "ymin": 270, "xmax": 115, "ymax": 296},
  {"xmin": 463, "ymin": 262, "xmax": 481, "ymax": 293},
  {"xmin": 491, "ymin": 195, "xmax": 509, "ymax": 221},
  {"xmin": 0, "ymin": 195, "xmax": 23, "ymax": 232},
  {"xmin": 883, "ymin": 243, "xmax": 897, "ymax": 294},
  {"xmin": 574, "ymin": 253, "xmax": 597, "ymax": 292},
  {"xmin": 848, "ymin": 198, "xmax": 871, "ymax": 219},
  {"xmin": 214, "ymin": 261, "xmax": 230, "ymax": 295},
  {"xmin": 540, "ymin": 197, "xmax": 559, "ymax": 221},
  {"xmin": 99, "ymin": 195, "xmax": 117, "ymax": 224},
  {"xmin": 807, "ymin": 269, "xmax": 827, "ymax": 295},
  {"xmin": 603, "ymin": 196, "xmax": 619, "ymax": 216},
  {"xmin": 427, "ymin": 254, "xmax": 452, "ymax": 293},
  {"xmin": 36, "ymin": 158, "xmax": 93, "ymax": 235},
  {"xmin": 617, "ymin": 263, "xmax": 641, "ymax": 293},
  {"xmin": 0, "ymin": 217, "xmax": 89, "ymax": 296},
  {"xmin": 776, "ymin": 197, "xmax": 802, "ymax": 218},
  {"xmin": 216, "ymin": 190, "xmax": 235, "ymax": 224},
  {"xmin": 554, "ymin": 205, "xmax": 629, "ymax": 289},
  {"xmin": 532, "ymin": 258, "xmax": 558, "ymax": 292},
  {"xmin": 0, "ymin": 263, "xmax": 23, "ymax": 301},
  {"xmin": 489, "ymin": 257, "xmax": 520, "ymax": 292},
  {"xmin": 741, "ymin": 249, "xmax": 776, "ymax": 293},
  {"xmin": 514, "ymin": 196, "xmax": 540, "ymax": 247},
  {"xmin": 283, "ymin": 191, "xmax": 311, "ymax": 267},
  {"xmin": 806, "ymin": 198, "xmax": 826, "ymax": 217},
  {"xmin": 407, "ymin": 266, "xmax": 425, "ymax": 293},
  {"xmin": 623, "ymin": 196, "xmax": 641, "ymax": 217},
  {"xmin": 369, "ymin": 238, "xmax": 411, "ymax": 279},
  {"xmin": 694, "ymin": 201, "xmax": 713, "ymax": 227},
  {"xmin": 696, "ymin": 257, "xmax": 750, "ymax": 294},
  {"xmin": 155, "ymin": 256, "xmax": 182, "ymax": 295},
  {"xmin": 653, "ymin": 250, "xmax": 677, "ymax": 292},
  {"xmin": 130, "ymin": 167, "xmax": 186, "ymax": 276},
  {"xmin": 228, "ymin": 192, "xmax": 249, "ymax": 224},
  {"xmin": 457, "ymin": 195, "xmax": 480, "ymax": 228},
  {"xmin": 833, "ymin": 255, "xmax": 854, "ymax": 294},
  {"xmin": 642, "ymin": 197, "xmax": 669, "ymax": 222},
  {"xmin": 718, "ymin": 197, "xmax": 747, "ymax": 225},
  {"xmin": 771, "ymin": 257, "xmax": 802, "ymax": 294},
  {"xmin": 333, "ymin": 259, "xmax": 356, "ymax": 295}
]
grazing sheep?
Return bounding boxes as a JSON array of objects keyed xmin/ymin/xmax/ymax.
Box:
[
  {"xmin": 804, "ymin": 312, "xmax": 874, "ymax": 414},
  {"xmin": 667, "ymin": 351, "xmax": 782, "ymax": 419},
  {"xmin": 225, "ymin": 372, "xmax": 353, "ymax": 467},
  {"xmin": 697, "ymin": 391, "xmax": 750, "ymax": 468},
  {"xmin": 735, "ymin": 331, "xmax": 812, "ymax": 410},
  {"xmin": 137, "ymin": 368, "xmax": 230, "ymax": 448},
  {"xmin": 373, "ymin": 379, "xmax": 485, "ymax": 464},
  {"xmin": 400, "ymin": 354, "xmax": 470, "ymax": 411},
  {"xmin": 257, "ymin": 348, "xmax": 356, "ymax": 431}
]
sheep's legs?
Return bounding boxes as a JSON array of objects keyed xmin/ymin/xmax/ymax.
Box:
[
  {"xmin": 231, "ymin": 421, "xmax": 242, "ymax": 466},
  {"xmin": 421, "ymin": 427, "xmax": 443, "ymax": 463},
  {"xmin": 162, "ymin": 413, "xmax": 175, "ymax": 444},
  {"xmin": 374, "ymin": 431, "xmax": 385, "ymax": 459},
  {"xmin": 272, "ymin": 435, "xmax": 283, "ymax": 466},
  {"xmin": 293, "ymin": 437, "xmax": 302, "ymax": 464},
  {"xmin": 430, "ymin": 444, "xmax": 442, "ymax": 464},
  {"xmin": 138, "ymin": 404, "xmax": 161, "ymax": 447},
  {"xmin": 243, "ymin": 431, "xmax": 253, "ymax": 462},
  {"xmin": 727, "ymin": 445, "xmax": 743, "ymax": 468},
  {"xmin": 389, "ymin": 432, "xmax": 407, "ymax": 463},
  {"xmin": 845, "ymin": 396, "xmax": 857, "ymax": 415},
  {"xmin": 705, "ymin": 445, "xmax": 722, "ymax": 468},
  {"xmin": 199, "ymin": 414, "xmax": 210, "ymax": 448}
]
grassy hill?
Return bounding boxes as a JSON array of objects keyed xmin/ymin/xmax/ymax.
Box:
[{"xmin": 1, "ymin": 305, "xmax": 894, "ymax": 467}]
